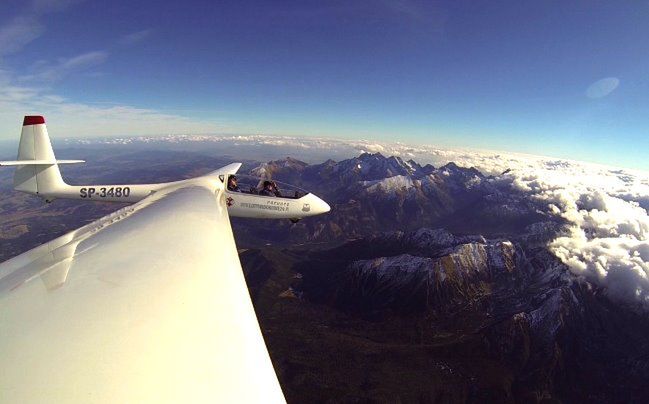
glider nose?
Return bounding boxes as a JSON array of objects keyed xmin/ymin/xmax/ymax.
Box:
[
  {"xmin": 303, "ymin": 193, "xmax": 330, "ymax": 216},
  {"xmin": 319, "ymin": 198, "xmax": 331, "ymax": 214}
]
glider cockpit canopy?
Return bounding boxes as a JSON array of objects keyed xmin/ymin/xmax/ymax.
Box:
[{"xmin": 225, "ymin": 174, "xmax": 309, "ymax": 199}]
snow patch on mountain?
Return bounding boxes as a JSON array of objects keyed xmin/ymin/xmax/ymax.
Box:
[
  {"xmin": 362, "ymin": 175, "xmax": 416, "ymax": 193},
  {"xmin": 403, "ymin": 228, "xmax": 487, "ymax": 250},
  {"xmin": 349, "ymin": 240, "xmax": 517, "ymax": 288},
  {"xmin": 350, "ymin": 254, "xmax": 434, "ymax": 278}
]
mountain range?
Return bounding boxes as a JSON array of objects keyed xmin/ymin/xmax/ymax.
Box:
[{"xmin": 231, "ymin": 152, "xmax": 556, "ymax": 247}]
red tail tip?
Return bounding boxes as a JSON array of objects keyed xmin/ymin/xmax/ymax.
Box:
[{"xmin": 23, "ymin": 116, "xmax": 45, "ymax": 126}]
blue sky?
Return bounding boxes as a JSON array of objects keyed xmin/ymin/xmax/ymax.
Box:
[{"xmin": 0, "ymin": 0, "xmax": 648, "ymax": 169}]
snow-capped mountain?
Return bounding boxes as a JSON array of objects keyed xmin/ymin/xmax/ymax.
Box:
[
  {"xmin": 234, "ymin": 152, "xmax": 553, "ymax": 245},
  {"xmin": 297, "ymin": 229, "xmax": 526, "ymax": 314}
]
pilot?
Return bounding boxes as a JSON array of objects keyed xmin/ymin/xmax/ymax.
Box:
[
  {"xmin": 260, "ymin": 180, "xmax": 281, "ymax": 197},
  {"xmin": 227, "ymin": 175, "xmax": 241, "ymax": 192}
]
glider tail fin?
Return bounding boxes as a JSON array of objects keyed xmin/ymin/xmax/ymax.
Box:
[{"xmin": 0, "ymin": 116, "xmax": 83, "ymax": 197}]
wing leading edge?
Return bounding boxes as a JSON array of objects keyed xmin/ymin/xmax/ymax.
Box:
[{"xmin": 0, "ymin": 178, "xmax": 285, "ymax": 403}]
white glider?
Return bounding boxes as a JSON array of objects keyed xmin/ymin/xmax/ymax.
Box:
[{"xmin": 0, "ymin": 116, "xmax": 330, "ymax": 403}]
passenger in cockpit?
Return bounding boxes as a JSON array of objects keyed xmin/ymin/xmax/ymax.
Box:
[
  {"xmin": 260, "ymin": 180, "xmax": 282, "ymax": 197},
  {"xmin": 227, "ymin": 176, "xmax": 241, "ymax": 192}
]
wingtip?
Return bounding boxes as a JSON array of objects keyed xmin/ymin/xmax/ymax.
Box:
[{"xmin": 23, "ymin": 115, "xmax": 45, "ymax": 126}]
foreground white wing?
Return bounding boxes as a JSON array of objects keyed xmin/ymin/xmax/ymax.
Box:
[{"xmin": 0, "ymin": 177, "xmax": 285, "ymax": 403}]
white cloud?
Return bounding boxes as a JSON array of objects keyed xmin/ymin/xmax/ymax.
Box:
[
  {"xmin": 119, "ymin": 29, "xmax": 152, "ymax": 45},
  {"xmin": 0, "ymin": 0, "xmax": 83, "ymax": 57},
  {"xmin": 0, "ymin": 16, "xmax": 44, "ymax": 57},
  {"xmin": 19, "ymin": 51, "xmax": 109, "ymax": 82},
  {"xmin": 0, "ymin": 84, "xmax": 224, "ymax": 137},
  {"xmin": 586, "ymin": 77, "xmax": 620, "ymax": 99},
  {"xmin": 357, "ymin": 143, "xmax": 385, "ymax": 153}
]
